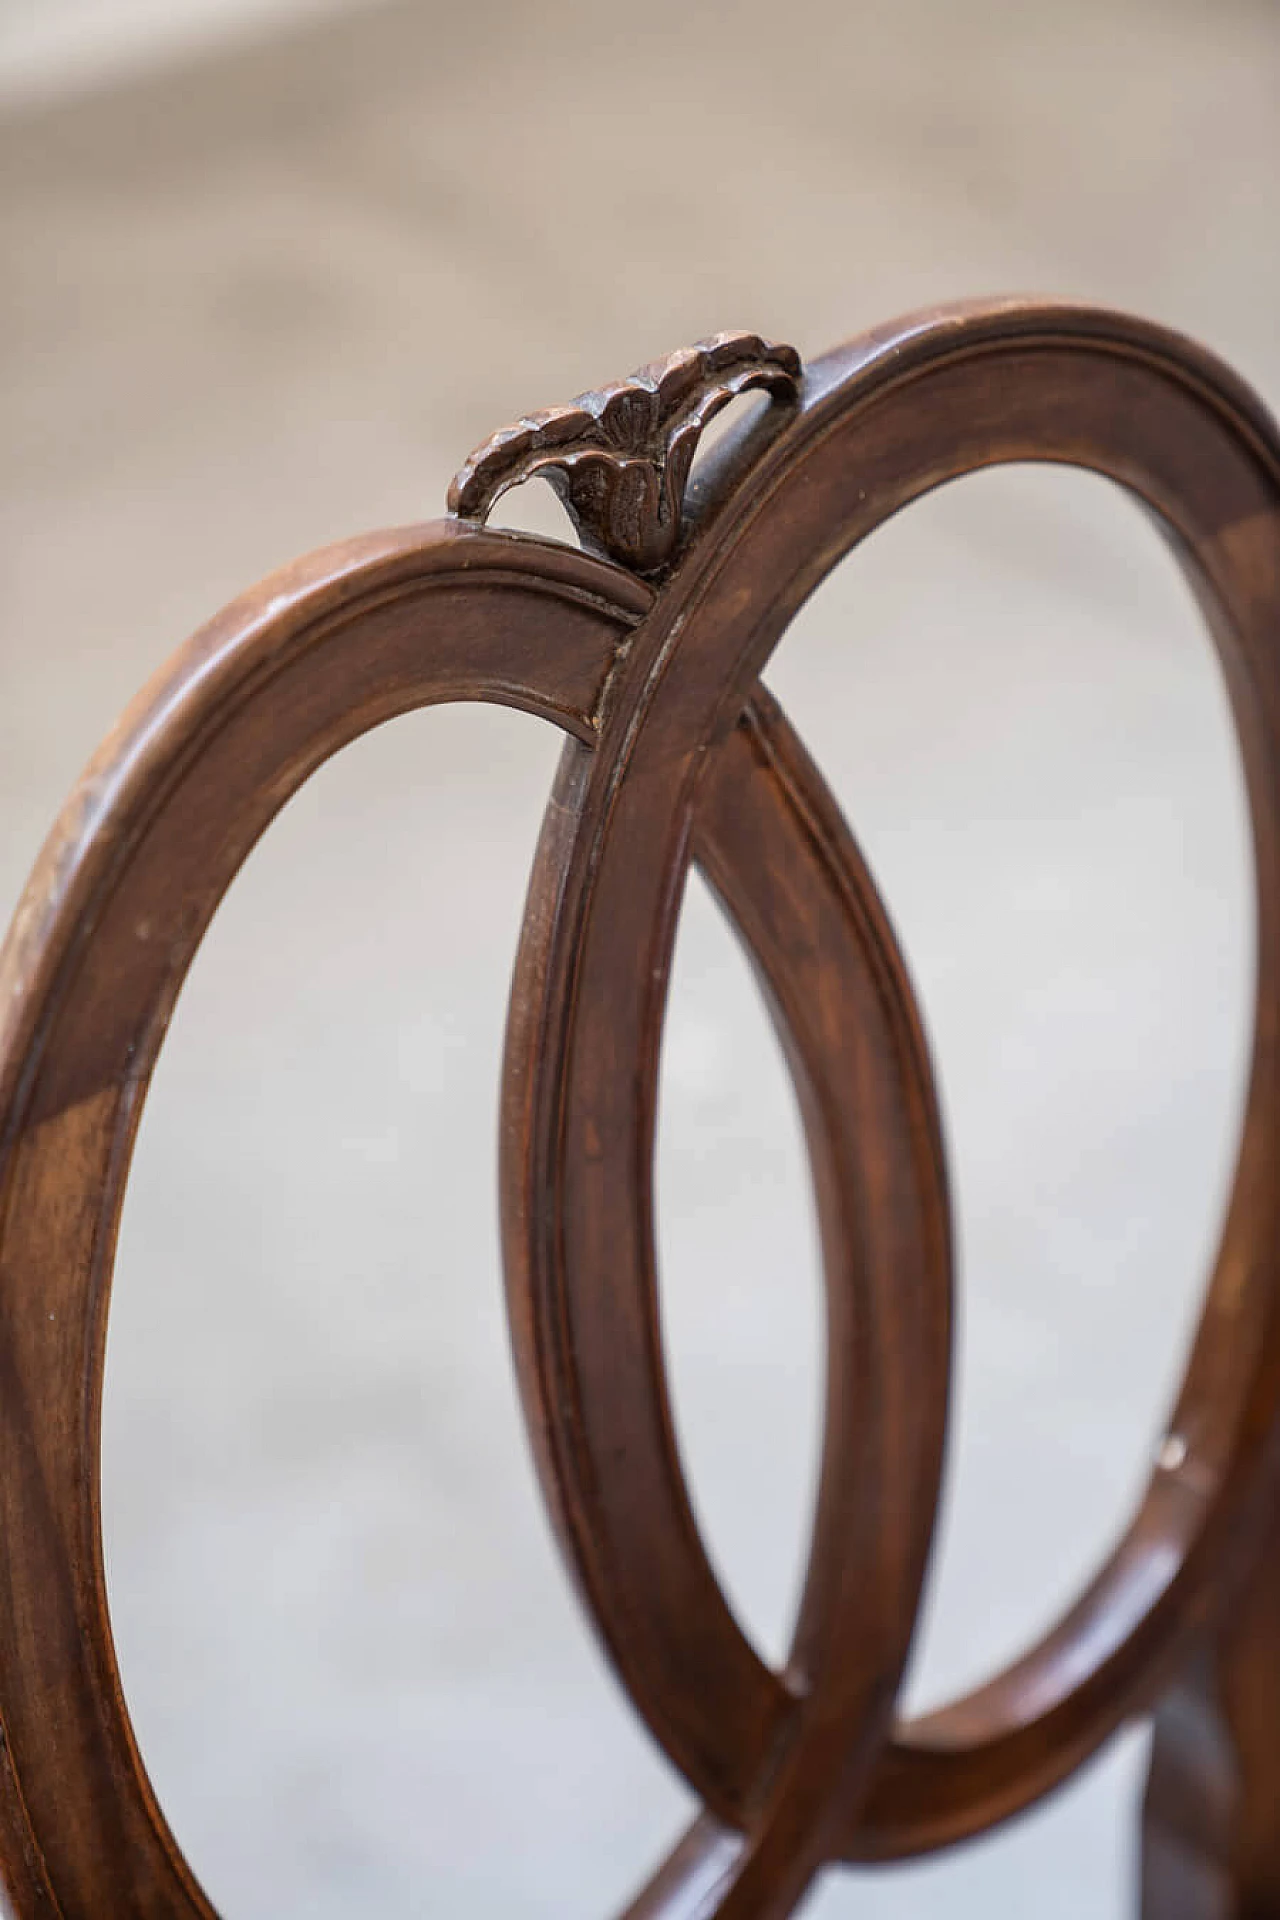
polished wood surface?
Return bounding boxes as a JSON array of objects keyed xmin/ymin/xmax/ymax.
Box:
[{"xmin": 0, "ymin": 301, "xmax": 1278, "ymax": 1915}]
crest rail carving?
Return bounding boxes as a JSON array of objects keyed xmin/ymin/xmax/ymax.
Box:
[
  {"xmin": 447, "ymin": 330, "xmax": 800, "ymax": 575},
  {"xmin": 1, "ymin": 301, "xmax": 1279, "ymax": 1916}
]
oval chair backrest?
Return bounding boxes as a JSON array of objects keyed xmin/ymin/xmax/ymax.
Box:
[{"xmin": 1, "ymin": 302, "xmax": 1279, "ymax": 1917}]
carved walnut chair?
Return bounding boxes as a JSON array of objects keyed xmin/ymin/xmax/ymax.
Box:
[{"xmin": 0, "ymin": 301, "xmax": 1278, "ymax": 1917}]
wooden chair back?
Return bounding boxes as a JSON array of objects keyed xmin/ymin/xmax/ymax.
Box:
[{"xmin": 1, "ymin": 302, "xmax": 1278, "ymax": 1915}]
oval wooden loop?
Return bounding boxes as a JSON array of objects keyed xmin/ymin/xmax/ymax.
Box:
[
  {"xmin": 0, "ymin": 508, "xmax": 951, "ymax": 1919},
  {"xmin": 501, "ymin": 300, "xmax": 1280, "ymax": 1867},
  {"xmin": 0, "ymin": 523, "xmax": 652, "ymax": 1916}
]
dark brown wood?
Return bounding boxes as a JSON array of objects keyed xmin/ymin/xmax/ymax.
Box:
[
  {"xmin": 0, "ymin": 301, "xmax": 1278, "ymax": 1916},
  {"xmin": 1142, "ymin": 1505, "xmax": 1280, "ymax": 1918},
  {"xmin": 448, "ymin": 331, "xmax": 800, "ymax": 575}
]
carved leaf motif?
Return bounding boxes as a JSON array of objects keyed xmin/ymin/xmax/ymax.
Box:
[{"xmin": 447, "ymin": 331, "xmax": 801, "ymax": 576}]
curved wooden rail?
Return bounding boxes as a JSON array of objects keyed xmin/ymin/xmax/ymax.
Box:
[{"xmin": 0, "ymin": 302, "xmax": 1278, "ymax": 1916}]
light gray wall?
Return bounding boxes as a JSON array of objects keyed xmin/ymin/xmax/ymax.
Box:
[{"xmin": 0, "ymin": 0, "xmax": 364, "ymax": 104}]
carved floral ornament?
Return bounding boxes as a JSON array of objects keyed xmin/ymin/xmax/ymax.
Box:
[{"xmin": 447, "ymin": 330, "xmax": 801, "ymax": 575}]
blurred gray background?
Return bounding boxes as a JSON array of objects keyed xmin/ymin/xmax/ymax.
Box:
[{"xmin": 2, "ymin": 0, "xmax": 1277, "ymax": 1913}]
